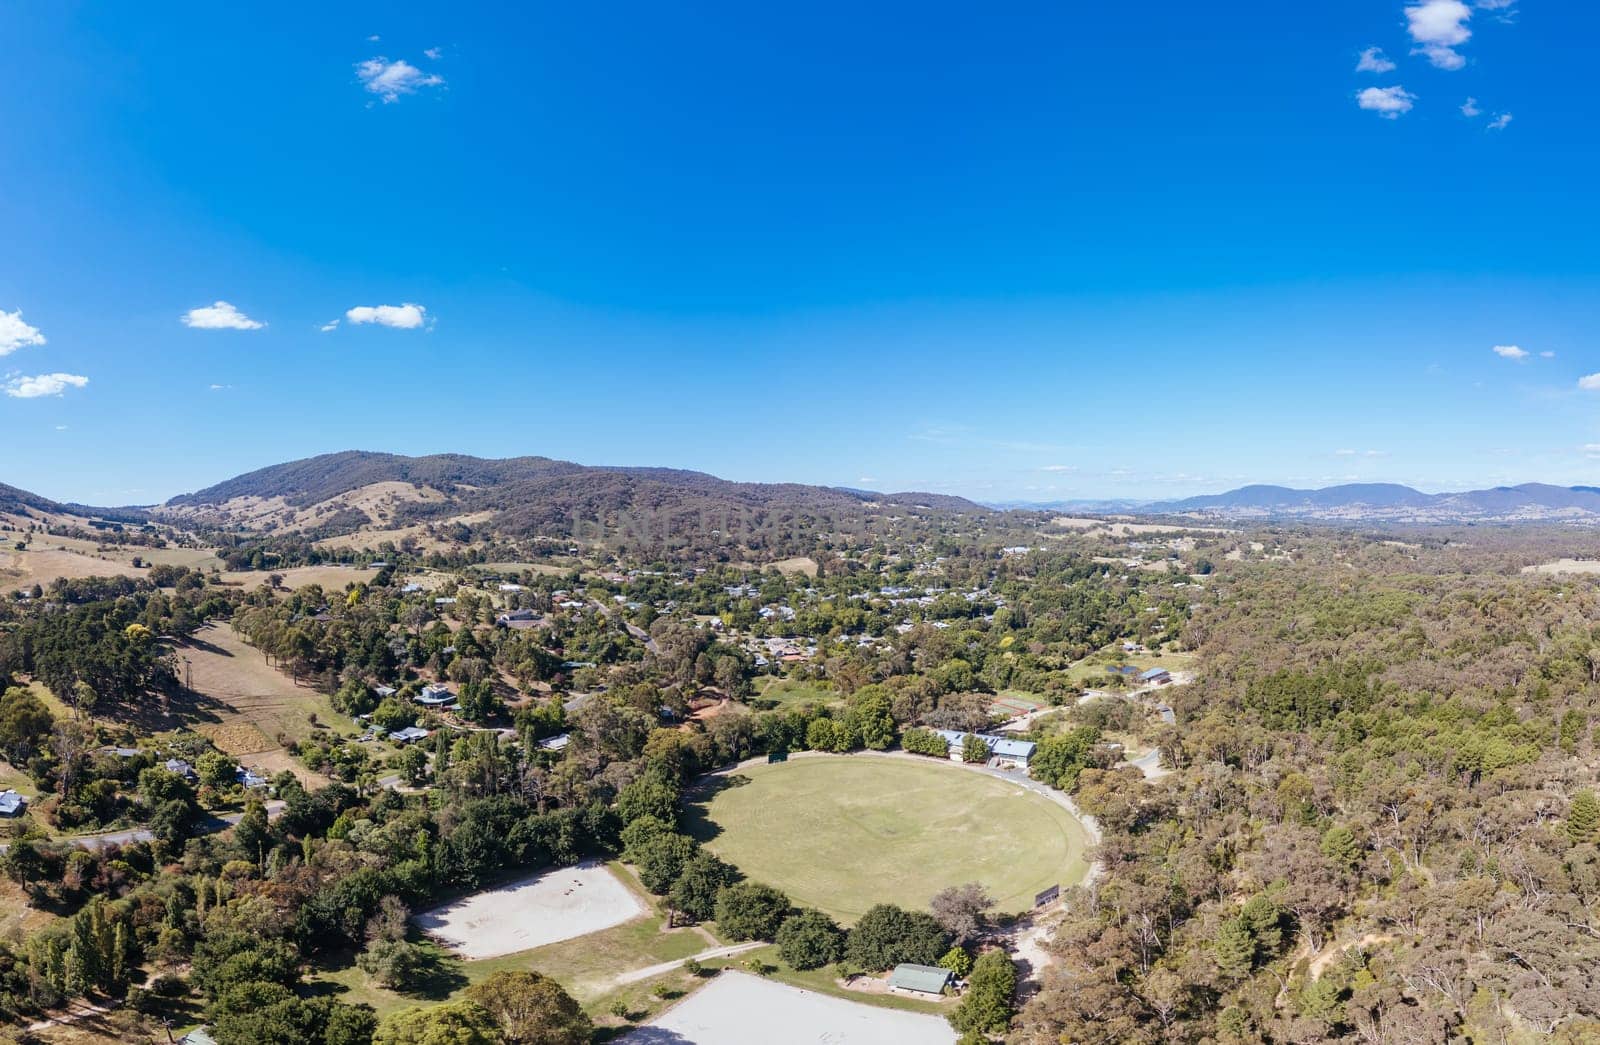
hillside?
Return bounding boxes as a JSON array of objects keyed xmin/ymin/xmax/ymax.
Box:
[
  {"xmin": 154, "ymin": 450, "xmax": 989, "ymax": 552},
  {"xmin": 1147, "ymin": 481, "xmax": 1600, "ymax": 523}
]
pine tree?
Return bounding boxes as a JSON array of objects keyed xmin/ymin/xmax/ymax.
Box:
[
  {"xmin": 1567, "ymin": 790, "xmax": 1600, "ymax": 845},
  {"xmin": 1214, "ymin": 918, "xmax": 1257, "ymax": 981}
]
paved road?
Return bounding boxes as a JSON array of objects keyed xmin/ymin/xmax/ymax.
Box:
[
  {"xmin": 1, "ymin": 799, "xmax": 285, "ymax": 853},
  {"xmin": 609, "ymin": 941, "xmax": 766, "ymax": 988},
  {"xmin": 590, "ymin": 597, "xmax": 660, "ymax": 653},
  {"xmin": 1129, "ymin": 748, "xmax": 1170, "ymax": 780}
]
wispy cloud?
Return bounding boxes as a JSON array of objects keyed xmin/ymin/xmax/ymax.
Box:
[
  {"xmin": 1356, "ymin": 47, "xmax": 1397, "ymax": 73},
  {"xmin": 1407, "ymin": 0, "xmax": 1473, "ymax": 69},
  {"xmin": 424, "ymin": 47, "xmax": 443, "ymax": 60},
  {"xmin": 1540, "ymin": 350, "xmax": 1555, "ymax": 358},
  {"xmin": 1357, "ymin": 86, "xmax": 1417, "ymax": 118},
  {"xmin": 6, "ymin": 372, "xmax": 88, "ymax": 398},
  {"xmin": 1039, "ymin": 465, "xmax": 1078, "ymax": 473},
  {"xmin": 1491, "ymin": 344, "xmax": 1528, "ymax": 360},
  {"xmin": 181, "ymin": 300, "xmax": 265, "ymax": 330},
  {"xmin": 1334, "ymin": 448, "xmax": 1388, "ymax": 457},
  {"xmin": 0, "ymin": 309, "xmax": 46, "ymax": 356},
  {"xmin": 1460, "ymin": 96, "xmax": 1481, "ymax": 117},
  {"xmin": 346, "ymin": 303, "xmax": 429, "ymax": 329},
  {"xmin": 1486, "ymin": 112, "xmax": 1512, "ymax": 131},
  {"xmin": 319, "ymin": 320, "xmax": 340, "ymax": 332},
  {"xmin": 208, "ymin": 383, "xmax": 233, "ymax": 391},
  {"xmin": 356, "ymin": 57, "xmax": 444, "ymax": 103}
]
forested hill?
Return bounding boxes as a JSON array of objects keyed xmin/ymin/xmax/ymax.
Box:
[
  {"xmin": 154, "ymin": 451, "xmax": 989, "ymax": 551},
  {"xmin": 0, "ymin": 481, "xmax": 147, "ymax": 525}
]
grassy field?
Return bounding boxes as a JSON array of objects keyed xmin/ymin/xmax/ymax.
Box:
[
  {"xmin": 686, "ymin": 756, "xmax": 1091, "ymax": 922},
  {"xmin": 0, "ymin": 534, "xmax": 223, "ymax": 592},
  {"xmin": 1062, "ymin": 645, "xmax": 1197, "ymax": 686},
  {"xmin": 755, "ymin": 677, "xmax": 842, "ymax": 709},
  {"xmin": 168, "ymin": 622, "xmax": 347, "ymax": 783}
]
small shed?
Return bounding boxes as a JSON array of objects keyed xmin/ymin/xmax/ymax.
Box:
[
  {"xmin": 0, "ymin": 790, "xmax": 26, "ymax": 817},
  {"xmin": 888, "ymin": 963, "xmax": 954, "ymax": 997}
]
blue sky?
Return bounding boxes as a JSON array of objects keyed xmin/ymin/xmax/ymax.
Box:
[{"xmin": 3, "ymin": 1, "xmax": 1598, "ymax": 505}]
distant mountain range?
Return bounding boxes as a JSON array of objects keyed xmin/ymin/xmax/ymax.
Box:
[{"xmin": 1022, "ymin": 482, "xmax": 1600, "ymax": 523}]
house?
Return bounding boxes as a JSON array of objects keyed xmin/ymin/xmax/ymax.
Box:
[
  {"xmin": 537, "ymin": 733, "xmax": 571, "ymax": 753},
  {"xmin": 235, "ymin": 766, "xmax": 269, "ymax": 789},
  {"xmin": 888, "ymin": 963, "xmax": 954, "ymax": 998},
  {"xmin": 374, "ymin": 685, "xmax": 397, "ymax": 699},
  {"xmin": 0, "ymin": 790, "xmax": 26, "ymax": 817},
  {"xmin": 1139, "ymin": 668, "xmax": 1172, "ymax": 686},
  {"xmin": 389, "ymin": 726, "xmax": 430, "ymax": 744},
  {"xmin": 415, "ymin": 684, "xmax": 457, "ymax": 708},
  {"xmin": 165, "ymin": 758, "xmax": 198, "ymax": 781},
  {"xmin": 496, "ymin": 609, "xmax": 540, "ymax": 629}
]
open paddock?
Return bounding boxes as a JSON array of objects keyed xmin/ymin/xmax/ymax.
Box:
[
  {"xmin": 621, "ymin": 972, "xmax": 955, "ymax": 1045},
  {"xmin": 414, "ymin": 861, "xmax": 646, "ymax": 960}
]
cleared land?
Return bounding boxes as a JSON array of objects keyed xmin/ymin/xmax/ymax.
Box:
[
  {"xmin": 755, "ymin": 678, "xmax": 842, "ymax": 709},
  {"xmin": 414, "ymin": 861, "xmax": 646, "ymax": 960},
  {"xmin": 687, "ymin": 756, "xmax": 1090, "ymax": 922},
  {"xmin": 170, "ymin": 622, "xmax": 343, "ymax": 783},
  {"xmin": 1522, "ymin": 558, "xmax": 1600, "ymax": 575},
  {"xmin": 621, "ymin": 971, "xmax": 956, "ymax": 1045}
]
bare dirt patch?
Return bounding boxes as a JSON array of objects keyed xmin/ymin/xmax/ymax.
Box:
[
  {"xmin": 415, "ymin": 861, "xmax": 647, "ymax": 960},
  {"xmin": 622, "ymin": 972, "xmax": 955, "ymax": 1045}
]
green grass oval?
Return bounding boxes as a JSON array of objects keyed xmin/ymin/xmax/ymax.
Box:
[{"xmin": 686, "ymin": 755, "xmax": 1092, "ymax": 923}]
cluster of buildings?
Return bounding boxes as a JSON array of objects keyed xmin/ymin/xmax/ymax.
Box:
[{"xmin": 927, "ymin": 729, "xmax": 1037, "ymax": 770}]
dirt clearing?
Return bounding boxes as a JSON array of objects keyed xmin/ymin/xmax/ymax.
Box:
[
  {"xmin": 621, "ymin": 972, "xmax": 955, "ymax": 1045},
  {"xmin": 414, "ymin": 861, "xmax": 646, "ymax": 959}
]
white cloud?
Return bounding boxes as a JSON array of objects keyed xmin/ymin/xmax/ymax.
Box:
[
  {"xmin": 1487, "ymin": 112, "xmax": 1512, "ymax": 131},
  {"xmin": 0, "ymin": 309, "xmax": 47, "ymax": 356},
  {"xmin": 1461, "ymin": 97, "xmax": 1481, "ymax": 117},
  {"xmin": 1407, "ymin": 0, "xmax": 1472, "ymax": 69},
  {"xmin": 1540, "ymin": 350, "xmax": 1555, "ymax": 358},
  {"xmin": 1356, "ymin": 47, "xmax": 1397, "ymax": 73},
  {"xmin": 320, "ymin": 320, "xmax": 340, "ymax": 332},
  {"xmin": 345, "ymin": 303, "xmax": 428, "ymax": 329},
  {"xmin": 356, "ymin": 57, "xmax": 444, "ymax": 103},
  {"xmin": 181, "ymin": 300, "xmax": 265, "ymax": 330},
  {"xmin": 6, "ymin": 372, "xmax": 88, "ymax": 398},
  {"xmin": 209, "ymin": 383, "xmax": 233, "ymax": 391},
  {"xmin": 1357, "ymin": 86, "xmax": 1417, "ymax": 118},
  {"xmin": 1334, "ymin": 449, "xmax": 1388, "ymax": 457},
  {"xmin": 1491, "ymin": 344, "xmax": 1528, "ymax": 359},
  {"xmin": 1579, "ymin": 373, "xmax": 1600, "ymax": 391},
  {"xmin": 1040, "ymin": 465, "xmax": 1078, "ymax": 473},
  {"xmin": 424, "ymin": 47, "xmax": 442, "ymax": 60}
]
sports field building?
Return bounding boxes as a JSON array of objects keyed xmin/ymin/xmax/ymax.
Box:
[
  {"xmin": 888, "ymin": 963, "xmax": 955, "ymax": 998},
  {"xmin": 930, "ymin": 730, "xmax": 1037, "ymax": 769}
]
